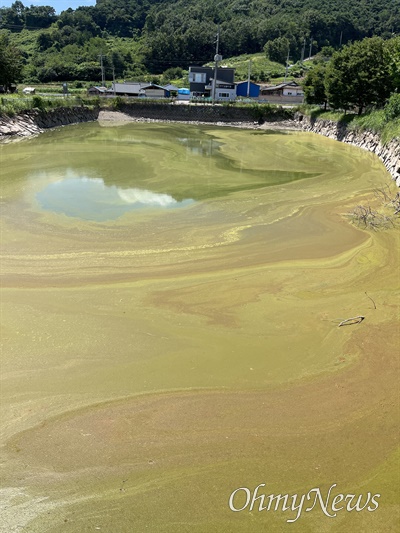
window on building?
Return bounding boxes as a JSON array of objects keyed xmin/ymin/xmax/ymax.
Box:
[
  {"xmin": 218, "ymin": 92, "xmax": 230, "ymax": 98},
  {"xmin": 189, "ymin": 72, "xmax": 206, "ymax": 83}
]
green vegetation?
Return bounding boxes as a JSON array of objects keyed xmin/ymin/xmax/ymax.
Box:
[
  {"xmin": 301, "ymin": 36, "xmax": 400, "ymax": 140},
  {"xmin": 299, "ymin": 104, "xmax": 400, "ymax": 142},
  {"xmin": 351, "ymin": 111, "xmax": 400, "ymax": 143},
  {"xmin": 0, "ymin": 94, "xmax": 97, "ymax": 116},
  {"xmin": 325, "ymin": 37, "xmax": 391, "ymax": 114},
  {"xmin": 0, "ymin": 94, "xmax": 293, "ymax": 118},
  {"xmin": 1, "ymin": 2, "xmax": 400, "ymax": 142},
  {"xmin": 384, "ymin": 92, "xmax": 400, "ymax": 120},
  {"xmin": 0, "ymin": 32, "xmax": 23, "ymax": 90},
  {"xmin": 302, "ymin": 63, "xmax": 328, "ymax": 108},
  {"xmin": 245, "ymin": 102, "xmax": 295, "ymax": 122},
  {"xmin": 0, "ymin": 0, "xmax": 399, "ymax": 84},
  {"xmin": 303, "ymin": 37, "xmax": 400, "ymax": 113},
  {"xmin": 205, "ymin": 53, "xmax": 285, "ymax": 82}
]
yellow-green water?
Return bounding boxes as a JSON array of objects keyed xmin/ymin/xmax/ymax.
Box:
[{"xmin": 0, "ymin": 122, "xmax": 399, "ymax": 532}]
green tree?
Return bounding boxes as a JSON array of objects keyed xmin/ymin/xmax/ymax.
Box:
[
  {"xmin": 162, "ymin": 67, "xmax": 183, "ymax": 82},
  {"xmin": 303, "ymin": 63, "xmax": 328, "ymax": 108},
  {"xmin": 0, "ymin": 34, "xmax": 23, "ymax": 90},
  {"xmin": 384, "ymin": 36, "xmax": 400, "ymax": 92},
  {"xmin": 37, "ymin": 32, "xmax": 54, "ymax": 52},
  {"xmin": 264, "ymin": 36, "xmax": 290, "ymax": 64},
  {"xmin": 325, "ymin": 37, "xmax": 392, "ymax": 114},
  {"xmin": 25, "ymin": 5, "xmax": 56, "ymax": 28},
  {"xmin": 1, "ymin": 1, "xmax": 26, "ymax": 28}
]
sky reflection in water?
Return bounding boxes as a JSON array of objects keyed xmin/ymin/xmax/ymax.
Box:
[{"xmin": 36, "ymin": 175, "xmax": 194, "ymax": 221}]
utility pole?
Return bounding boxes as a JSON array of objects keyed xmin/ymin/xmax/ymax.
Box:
[
  {"xmin": 99, "ymin": 53, "xmax": 106, "ymax": 87},
  {"xmin": 212, "ymin": 26, "xmax": 221, "ymax": 103},
  {"xmin": 300, "ymin": 38, "xmax": 306, "ymax": 64},
  {"xmin": 308, "ymin": 36, "xmax": 313, "ymax": 60},
  {"xmin": 339, "ymin": 31, "xmax": 343, "ymax": 47},
  {"xmin": 112, "ymin": 65, "xmax": 116, "ymax": 95},
  {"xmin": 247, "ymin": 59, "xmax": 252, "ymax": 97},
  {"xmin": 284, "ymin": 47, "xmax": 290, "ymax": 82}
]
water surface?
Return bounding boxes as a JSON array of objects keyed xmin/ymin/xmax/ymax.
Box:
[{"xmin": 0, "ymin": 122, "xmax": 398, "ymax": 533}]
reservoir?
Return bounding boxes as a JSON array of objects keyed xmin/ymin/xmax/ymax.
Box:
[{"xmin": 0, "ymin": 121, "xmax": 398, "ymax": 532}]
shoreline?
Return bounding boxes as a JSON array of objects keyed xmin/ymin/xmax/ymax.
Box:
[
  {"xmin": 0, "ymin": 109, "xmax": 300, "ymax": 141},
  {"xmin": 98, "ymin": 109, "xmax": 301, "ymax": 130},
  {"xmin": 0, "ymin": 107, "xmax": 398, "ymax": 185}
]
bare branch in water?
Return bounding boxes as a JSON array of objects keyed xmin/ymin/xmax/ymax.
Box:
[{"xmin": 365, "ymin": 291, "xmax": 377, "ymax": 309}]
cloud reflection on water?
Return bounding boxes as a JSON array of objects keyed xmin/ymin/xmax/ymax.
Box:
[{"xmin": 36, "ymin": 173, "xmax": 193, "ymax": 221}]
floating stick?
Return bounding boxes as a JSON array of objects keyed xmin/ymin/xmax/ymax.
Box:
[
  {"xmin": 338, "ymin": 316, "xmax": 365, "ymax": 327},
  {"xmin": 365, "ymin": 291, "xmax": 377, "ymax": 309}
]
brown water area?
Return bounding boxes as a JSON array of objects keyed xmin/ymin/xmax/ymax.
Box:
[{"xmin": 0, "ymin": 122, "xmax": 399, "ymax": 532}]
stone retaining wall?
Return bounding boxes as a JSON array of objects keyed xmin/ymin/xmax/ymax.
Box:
[
  {"xmin": 119, "ymin": 102, "xmax": 256, "ymax": 122},
  {"xmin": 0, "ymin": 103, "xmax": 289, "ymax": 137},
  {"xmin": 0, "ymin": 106, "xmax": 99, "ymax": 137},
  {"xmin": 117, "ymin": 101, "xmax": 295, "ymax": 124},
  {"xmin": 298, "ymin": 114, "xmax": 400, "ymax": 186}
]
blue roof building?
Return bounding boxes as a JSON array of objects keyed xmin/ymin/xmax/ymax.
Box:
[{"xmin": 236, "ymin": 81, "xmax": 260, "ymax": 98}]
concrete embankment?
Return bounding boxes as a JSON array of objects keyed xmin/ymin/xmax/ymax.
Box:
[{"xmin": 115, "ymin": 101, "xmax": 291, "ymax": 124}]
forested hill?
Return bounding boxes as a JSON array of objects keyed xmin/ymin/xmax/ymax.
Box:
[
  {"xmin": 0, "ymin": 0, "xmax": 399, "ymax": 80},
  {"xmin": 142, "ymin": 0, "xmax": 400, "ymax": 67}
]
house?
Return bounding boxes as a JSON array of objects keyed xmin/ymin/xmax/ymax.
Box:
[
  {"xmin": 109, "ymin": 82, "xmax": 145, "ymax": 96},
  {"xmin": 260, "ymin": 81, "xmax": 304, "ymax": 97},
  {"xmin": 188, "ymin": 66, "xmax": 236, "ymax": 101},
  {"xmin": 109, "ymin": 82, "xmax": 170, "ymax": 98},
  {"xmin": 142, "ymin": 84, "xmax": 170, "ymax": 98},
  {"xmin": 163, "ymin": 84, "xmax": 179, "ymax": 97},
  {"xmin": 236, "ymin": 80, "xmax": 260, "ymax": 98}
]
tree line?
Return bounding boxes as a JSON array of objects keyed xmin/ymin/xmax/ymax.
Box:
[
  {"xmin": 0, "ymin": 0, "xmax": 399, "ymax": 82},
  {"xmin": 303, "ymin": 36, "xmax": 400, "ymax": 114}
]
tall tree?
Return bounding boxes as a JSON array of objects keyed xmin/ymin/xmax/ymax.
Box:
[
  {"xmin": 384, "ymin": 36, "xmax": 400, "ymax": 91},
  {"xmin": 303, "ymin": 63, "xmax": 328, "ymax": 108},
  {"xmin": 0, "ymin": 34, "xmax": 23, "ymax": 90},
  {"xmin": 325, "ymin": 37, "xmax": 392, "ymax": 114},
  {"xmin": 264, "ymin": 37, "xmax": 290, "ymax": 64}
]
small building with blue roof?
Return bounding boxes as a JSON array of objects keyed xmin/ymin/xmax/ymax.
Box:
[{"xmin": 236, "ymin": 81, "xmax": 260, "ymax": 98}]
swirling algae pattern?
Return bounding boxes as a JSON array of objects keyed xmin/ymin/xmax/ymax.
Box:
[{"xmin": 0, "ymin": 123, "xmax": 398, "ymax": 532}]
